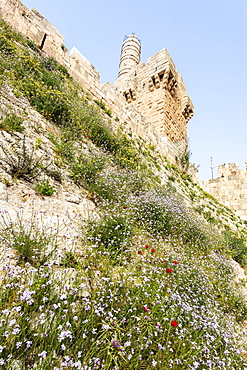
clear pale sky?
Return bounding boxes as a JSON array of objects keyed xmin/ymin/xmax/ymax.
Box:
[{"xmin": 20, "ymin": 0, "xmax": 247, "ymax": 180}]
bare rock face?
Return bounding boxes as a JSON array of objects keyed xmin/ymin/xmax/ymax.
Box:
[{"xmin": 0, "ymin": 88, "xmax": 96, "ymax": 266}]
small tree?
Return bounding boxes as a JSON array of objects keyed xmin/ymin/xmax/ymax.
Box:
[{"xmin": 175, "ymin": 148, "xmax": 191, "ymax": 174}]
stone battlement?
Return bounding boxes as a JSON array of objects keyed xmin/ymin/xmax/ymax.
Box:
[
  {"xmin": 202, "ymin": 162, "xmax": 247, "ymax": 220},
  {"xmin": 0, "ymin": 0, "xmax": 194, "ymax": 163}
]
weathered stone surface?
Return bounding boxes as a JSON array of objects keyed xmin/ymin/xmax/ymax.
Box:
[
  {"xmin": 0, "ymin": 182, "xmax": 6, "ymax": 201},
  {"xmin": 115, "ymin": 45, "xmax": 194, "ymax": 147},
  {"xmin": 202, "ymin": 162, "xmax": 247, "ymax": 220},
  {"xmin": 0, "ymin": 88, "xmax": 97, "ymax": 259}
]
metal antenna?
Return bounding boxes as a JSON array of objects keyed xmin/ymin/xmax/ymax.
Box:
[{"xmin": 210, "ymin": 157, "xmax": 215, "ymax": 179}]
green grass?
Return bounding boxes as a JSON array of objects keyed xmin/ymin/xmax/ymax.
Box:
[
  {"xmin": 0, "ymin": 136, "xmax": 45, "ymax": 181},
  {"xmin": 35, "ymin": 179, "xmax": 55, "ymax": 196},
  {"xmin": 0, "ymin": 210, "xmax": 59, "ymax": 267},
  {"xmin": 0, "ymin": 113, "xmax": 25, "ymax": 132}
]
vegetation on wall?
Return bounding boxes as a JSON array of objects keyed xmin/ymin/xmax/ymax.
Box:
[
  {"xmin": 0, "ymin": 16, "xmax": 247, "ymax": 369},
  {"xmin": 0, "ymin": 112, "xmax": 25, "ymax": 132}
]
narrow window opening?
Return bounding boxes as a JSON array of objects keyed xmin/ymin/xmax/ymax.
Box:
[
  {"xmin": 159, "ymin": 72, "xmax": 164, "ymax": 81},
  {"xmin": 40, "ymin": 34, "xmax": 47, "ymax": 50}
]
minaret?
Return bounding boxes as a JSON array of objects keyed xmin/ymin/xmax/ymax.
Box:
[{"xmin": 118, "ymin": 34, "xmax": 141, "ymax": 78}]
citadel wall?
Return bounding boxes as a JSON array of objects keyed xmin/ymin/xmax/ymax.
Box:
[
  {"xmin": 202, "ymin": 162, "xmax": 247, "ymax": 220},
  {"xmin": 0, "ymin": 0, "xmax": 194, "ymax": 164}
]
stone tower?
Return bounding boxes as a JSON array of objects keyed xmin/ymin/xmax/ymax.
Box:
[
  {"xmin": 118, "ymin": 34, "xmax": 141, "ymax": 78},
  {"xmin": 115, "ymin": 36, "xmax": 194, "ymax": 149}
]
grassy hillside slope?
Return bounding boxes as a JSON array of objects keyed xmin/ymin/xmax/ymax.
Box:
[{"xmin": 0, "ymin": 17, "xmax": 247, "ymax": 369}]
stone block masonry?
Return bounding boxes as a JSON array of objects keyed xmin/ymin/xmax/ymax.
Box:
[
  {"xmin": 0, "ymin": 0, "xmax": 194, "ymax": 164},
  {"xmin": 202, "ymin": 162, "xmax": 247, "ymax": 220},
  {"xmin": 115, "ymin": 43, "xmax": 194, "ymax": 147}
]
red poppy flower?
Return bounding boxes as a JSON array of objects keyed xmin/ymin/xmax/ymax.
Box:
[
  {"xmin": 145, "ymin": 245, "xmax": 150, "ymax": 248},
  {"xmin": 151, "ymin": 249, "xmax": 156, "ymax": 253},
  {"xmin": 143, "ymin": 306, "xmax": 149, "ymax": 312},
  {"xmin": 173, "ymin": 261, "xmax": 178, "ymax": 264},
  {"xmin": 123, "ymin": 206, "xmax": 128, "ymax": 209},
  {"xmin": 161, "ymin": 260, "xmax": 166, "ymax": 263},
  {"xmin": 166, "ymin": 268, "xmax": 172, "ymax": 273},
  {"xmin": 137, "ymin": 251, "xmax": 142, "ymax": 255},
  {"xmin": 171, "ymin": 320, "xmax": 178, "ymax": 327}
]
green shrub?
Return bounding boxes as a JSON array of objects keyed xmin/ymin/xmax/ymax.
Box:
[
  {"xmin": 69, "ymin": 151, "xmax": 107, "ymax": 188},
  {"xmin": 0, "ymin": 33, "xmax": 17, "ymax": 55},
  {"xmin": 85, "ymin": 117, "xmax": 116, "ymax": 151},
  {"xmin": 223, "ymin": 231, "xmax": 247, "ymax": 267},
  {"xmin": 0, "ymin": 210, "xmax": 58, "ymax": 267},
  {"xmin": 0, "ymin": 136, "xmax": 44, "ymax": 181},
  {"xmin": 45, "ymin": 167, "xmax": 62, "ymax": 183},
  {"xmin": 60, "ymin": 251, "xmax": 81, "ymax": 268},
  {"xmin": 175, "ymin": 149, "xmax": 191, "ymax": 174},
  {"xmin": 26, "ymin": 39, "xmax": 41, "ymax": 53},
  {"xmin": 92, "ymin": 168, "xmax": 145, "ymax": 202},
  {"xmin": 83, "ymin": 122, "xmax": 141, "ymax": 170},
  {"xmin": 194, "ymin": 205, "xmax": 204, "ymax": 214},
  {"xmin": 181, "ymin": 173, "xmax": 192, "ymax": 181},
  {"xmin": 21, "ymin": 78, "xmax": 70, "ymax": 125},
  {"xmin": 50, "ymin": 134, "xmax": 74, "ymax": 161},
  {"xmin": 0, "ymin": 17, "xmax": 27, "ymax": 45},
  {"xmin": 7, "ymin": 50, "xmax": 71, "ymax": 125},
  {"xmin": 114, "ymin": 140, "xmax": 140, "ymax": 169},
  {"xmin": 0, "ymin": 113, "xmax": 25, "ymax": 132},
  {"xmin": 35, "ymin": 179, "xmax": 55, "ymax": 196},
  {"xmin": 168, "ymin": 175, "xmax": 176, "ymax": 182},
  {"xmin": 57, "ymin": 63, "xmax": 71, "ymax": 79},
  {"xmin": 86, "ymin": 214, "xmax": 133, "ymax": 260},
  {"xmin": 130, "ymin": 189, "xmax": 216, "ymax": 251},
  {"xmin": 188, "ymin": 190, "xmax": 196, "ymax": 201},
  {"xmin": 40, "ymin": 56, "xmax": 58, "ymax": 71},
  {"xmin": 41, "ymin": 69, "xmax": 62, "ymax": 90},
  {"xmin": 203, "ymin": 210, "xmax": 217, "ymax": 224},
  {"xmin": 94, "ymin": 99, "xmax": 112, "ymax": 117},
  {"xmin": 35, "ymin": 138, "xmax": 43, "ymax": 149}
]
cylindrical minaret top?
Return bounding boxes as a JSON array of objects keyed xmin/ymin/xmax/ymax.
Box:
[{"xmin": 118, "ymin": 34, "xmax": 141, "ymax": 78}]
